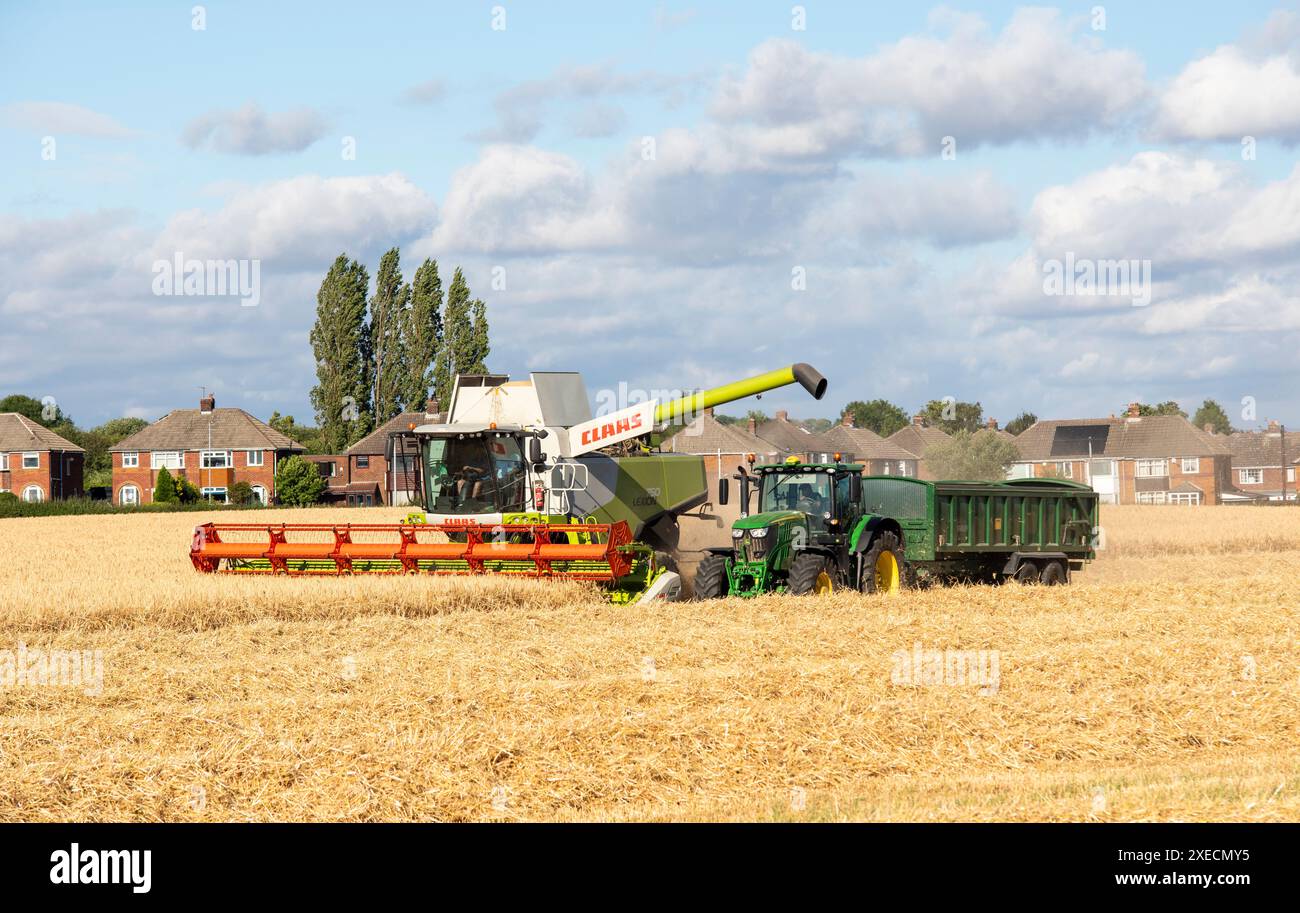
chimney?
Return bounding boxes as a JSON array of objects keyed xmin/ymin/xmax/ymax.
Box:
[
  {"xmin": 912, "ymin": 414, "xmax": 925, "ymax": 427},
  {"xmin": 199, "ymin": 393, "xmax": 215, "ymax": 414},
  {"xmin": 775, "ymin": 410, "xmax": 789, "ymax": 422},
  {"xmin": 1267, "ymin": 419, "xmax": 1281, "ymax": 433},
  {"xmin": 986, "ymin": 418, "xmax": 998, "ymax": 431},
  {"xmin": 747, "ymin": 417, "xmax": 757, "ymax": 436},
  {"xmin": 1127, "ymin": 402, "xmax": 1141, "ymax": 418},
  {"xmin": 425, "ymin": 397, "xmax": 439, "ymax": 416},
  {"xmin": 840, "ymin": 411, "xmax": 854, "ymax": 428}
]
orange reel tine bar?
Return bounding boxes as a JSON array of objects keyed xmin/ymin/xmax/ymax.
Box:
[{"xmin": 191, "ymin": 520, "xmax": 634, "ymax": 579}]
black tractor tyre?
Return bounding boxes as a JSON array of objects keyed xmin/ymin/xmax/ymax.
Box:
[
  {"xmin": 693, "ymin": 554, "xmax": 729, "ymax": 600},
  {"xmin": 789, "ymin": 552, "xmax": 839, "ymax": 596},
  {"xmin": 1041, "ymin": 560, "xmax": 1068, "ymax": 586},
  {"xmin": 1012, "ymin": 562, "xmax": 1040, "ymax": 584},
  {"xmin": 860, "ymin": 531, "xmax": 907, "ymax": 594}
]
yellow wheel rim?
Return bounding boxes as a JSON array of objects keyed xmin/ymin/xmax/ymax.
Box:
[
  {"xmin": 874, "ymin": 551, "xmax": 900, "ymax": 594},
  {"xmin": 813, "ymin": 569, "xmax": 834, "ymax": 595}
]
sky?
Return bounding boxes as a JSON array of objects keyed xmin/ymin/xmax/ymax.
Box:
[{"xmin": 2, "ymin": 1, "xmax": 1299, "ymax": 430}]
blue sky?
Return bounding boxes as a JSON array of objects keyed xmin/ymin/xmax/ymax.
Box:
[{"xmin": 3, "ymin": 1, "xmax": 1300, "ymax": 430}]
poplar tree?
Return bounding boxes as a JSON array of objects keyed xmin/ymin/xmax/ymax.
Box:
[
  {"xmin": 401, "ymin": 258, "xmax": 443, "ymax": 410},
  {"xmin": 309, "ymin": 254, "xmax": 371, "ymax": 452}
]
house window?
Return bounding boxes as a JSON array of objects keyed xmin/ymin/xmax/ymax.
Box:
[
  {"xmin": 152, "ymin": 451, "xmax": 183, "ymax": 470},
  {"xmin": 1007, "ymin": 463, "xmax": 1032, "ymax": 479},
  {"xmin": 1180, "ymin": 458, "xmax": 1200, "ymax": 474},
  {"xmin": 0, "ymin": 453, "xmax": 7, "ymax": 471},
  {"xmin": 1238, "ymin": 468, "xmax": 1263, "ymax": 485},
  {"xmin": 122, "ymin": 451, "xmax": 139, "ymax": 468},
  {"xmin": 356, "ymin": 455, "xmax": 370, "ymax": 468},
  {"xmin": 1136, "ymin": 491, "xmax": 1167, "ymax": 504},
  {"xmin": 899, "ymin": 461, "xmax": 913, "ymax": 478},
  {"xmin": 1135, "ymin": 459, "xmax": 1168, "ymax": 478},
  {"xmin": 1054, "ymin": 462, "xmax": 1073, "ymax": 479},
  {"xmin": 119, "ymin": 485, "xmax": 140, "ymax": 506},
  {"xmin": 22, "ymin": 484, "xmax": 44, "ymax": 502},
  {"xmin": 22, "ymin": 452, "xmax": 39, "ymax": 469},
  {"xmin": 1289, "ymin": 468, "xmax": 1296, "ymax": 483},
  {"xmin": 200, "ymin": 450, "xmax": 232, "ymax": 469},
  {"xmin": 201, "ymin": 486, "xmax": 228, "ymax": 503},
  {"xmin": 246, "ymin": 450, "xmax": 264, "ymax": 467},
  {"xmin": 393, "ymin": 455, "xmax": 417, "ymax": 474},
  {"xmin": 1168, "ymin": 492, "xmax": 1201, "ymax": 506}
]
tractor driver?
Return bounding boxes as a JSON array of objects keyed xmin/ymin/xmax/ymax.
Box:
[{"xmin": 794, "ymin": 483, "xmax": 825, "ymax": 515}]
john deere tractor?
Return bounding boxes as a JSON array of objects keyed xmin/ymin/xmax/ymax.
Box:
[{"xmin": 694, "ymin": 456, "xmax": 906, "ymax": 597}]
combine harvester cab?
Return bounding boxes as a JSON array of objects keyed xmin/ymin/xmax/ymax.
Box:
[{"xmin": 191, "ymin": 364, "xmax": 827, "ymax": 604}]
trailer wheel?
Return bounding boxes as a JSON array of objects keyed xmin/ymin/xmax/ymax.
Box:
[
  {"xmin": 1041, "ymin": 560, "xmax": 1068, "ymax": 585},
  {"xmin": 1012, "ymin": 562, "xmax": 1040, "ymax": 584},
  {"xmin": 694, "ymin": 555, "xmax": 729, "ymax": 600},
  {"xmin": 860, "ymin": 531, "xmax": 906, "ymax": 595},
  {"xmin": 789, "ymin": 552, "xmax": 837, "ymax": 596}
]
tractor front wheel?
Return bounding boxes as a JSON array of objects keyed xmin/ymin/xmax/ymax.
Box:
[
  {"xmin": 789, "ymin": 553, "xmax": 838, "ymax": 596},
  {"xmin": 694, "ymin": 554, "xmax": 729, "ymax": 600},
  {"xmin": 860, "ymin": 531, "xmax": 906, "ymax": 595}
]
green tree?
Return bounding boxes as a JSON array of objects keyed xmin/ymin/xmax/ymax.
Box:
[
  {"xmin": 745, "ymin": 410, "xmax": 769, "ymax": 425},
  {"xmin": 924, "ymin": 429, "xmax": 1022, "ymax": 481},
  {"xmin": 1005, "ymin": 412, "xmax": 1037, "ymax": 436},
  {"xmin": 920, "ymin": 399, "xmax": 984, "ymax": 434},
  {"xmin": 434, "ymin": 267, "xmax": 490, "ymax": 402},
  {"xmin": 1129, "ymin": 401, "xmax": 1187, "ymax": 418},
  {"xmin": 843, "ymin": 399, "xmax": 909, "ymax": 437},
  {"xmin": 365, "ymin": 247, "xmax": 410, "ymax": 425},
  {"xmin": 275, "ymin": 455, "xmax": 327, "ymax": 506},
  {"xmin": 401, "ymin": 258, "xmax": 444, "ymax": 410},
  {"xmin": 0, "ymin": 394, "xmax": 72, "ymax": 428},
  {"xmin": 309, "ymin": 254, "xmax": 372, "ymax": 452},
  {"xmin": 267, "ymin": 412, "xmax": 327, "ymax": 454},
  {"xmin": 800, "ymin": 418, "xmax": 833, "ymax": 433},
  {"xmin": 228, "ymin": 481, "xmax": 254, "ymax": 506},
  {"xmin": 1191, "ymin": 399, "xmax": 1233, "ymax": 434},
  {"xmin": 177, "ymin": 479, "xmax": 201, "ymax": 503},
  {"xmin": 153, "ymin": 467, "xmax": 177, "ymax": 503}
]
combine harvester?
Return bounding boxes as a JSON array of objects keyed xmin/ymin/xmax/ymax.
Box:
[{"xmin": 190, "ymin": 364, "xmax": 827, "ymax": 602}]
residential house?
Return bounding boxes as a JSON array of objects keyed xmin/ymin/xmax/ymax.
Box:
[
  {"xmin": 109, "ymin": 394, "xmax": 303, "ymax": 505},
  {"xmin": 820, "ymin": 414, "xmax": 920, "ymax": 476},
  {"xmin": 1220, "ymin": 421, "xmax": 1300, "ymax": 501},
  {"xmin": 303, "ymin": 454, "xmax": 353, "ymax": 505},
  {"xmin": 886, "ymin": 416, "xmax": 952, "ymax": 480},
  {"xmin": 753, "ymin": 411, "xmax": 837, "ymax": 463},
  {"xmin": 1007, "ymin": 405, "xmax": 1232, "ymax": 505},
  {"xmin": 0, "ymin": 413, "xmax": 85, "ymax": 501},
  {"xmin": 342, "ymin": 408, "xmax": 439, "ymax": 506}
]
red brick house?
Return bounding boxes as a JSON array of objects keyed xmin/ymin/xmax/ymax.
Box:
[
  {"xmin": 886, "ymin": 417, "xmax": 952, "ymax": 480},
  {"xmin": 109, "ymin": 394, "xmax": 303, "ymax": 505},
  {"xmin": 1008, "ymin": 406, "xmax": 1232, "ymax": 505},
  {"xmin": 821, "ymin": 414, "xmax": 921, "ymax": 476},
  {"xmin": 1220, "ymin": 421, "xmax": 1300, "ymax": 502},
  {"xmin": 342, "ymin": 411, "xmax": 432, "ymax": 506},
  {"xmin": 0, "ymin": 413, "xmax": 85, "ymax": 501}
]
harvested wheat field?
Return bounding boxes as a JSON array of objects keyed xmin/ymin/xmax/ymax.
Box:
[{"xmin": 1, "ymin": 505, "xmax": 1298, "ymax": 822}]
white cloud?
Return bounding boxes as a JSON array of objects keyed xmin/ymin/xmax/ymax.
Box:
[
  {"xmin": 181, "ymin": 102, "xmax": 329, "ymax": 155},
  {"xmin": 401, "ymin": 78, "xmax": 446, "ymax": 106},
  {"xmin": 2, "ymin": 101, "xmax": 136, "ymax": 138},
  {"xmin": 710, "ymin": 9, "xmax": 1147, "ymax": 161}
]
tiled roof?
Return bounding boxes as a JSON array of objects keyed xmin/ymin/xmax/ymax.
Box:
[
  {"xmin": 886, "ymin": 423, "xmax": 951, "ymax": 456},
  {"xmin": 753, "ymin": 416, "xmax": 835, "ymax": 454},
  {"xmin": 664, "ymin": 413, "xmax": 779, "ymax": 456},
  {"xmin": 111, "ymin": 408, "xmax": 302, "ymax": 452},
  {"xmin": 820, "ymin": 424, "xmax": 919, "ymax": 461},
  {"xmin": 1221, "ymin": 430, "xmax": 1300, "ymax": 467},
  {"xmin": 346, "ymin": 412, "xmax": 426, "ymax": 455},
  {"xmin": 0, "ymin": 413, "xmax": 85, "ymax": 452},
  {"xmin": 1011, "ymin": 415, "xmax": 1231, "ymax": 461}
]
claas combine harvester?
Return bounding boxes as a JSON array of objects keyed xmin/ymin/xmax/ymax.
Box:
[{"xmin": 190, "ymin": 363, "xmax": 827, "ymax": 602}]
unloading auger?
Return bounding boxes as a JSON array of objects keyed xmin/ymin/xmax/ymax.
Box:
[{"xmin": 190, "ymin": 363, "xmax": 827, "ymax": 602}]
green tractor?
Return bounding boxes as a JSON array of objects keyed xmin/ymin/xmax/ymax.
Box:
[{"xmin": 694, "ymin": 456, "xmax": 907, "ymax": 597}]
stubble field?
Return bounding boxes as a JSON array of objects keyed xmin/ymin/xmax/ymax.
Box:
[{"xmin": 0, "ymin": 505, "xmax": 1297, "ymax": 821}]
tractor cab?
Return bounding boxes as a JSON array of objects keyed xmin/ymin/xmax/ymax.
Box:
[
  {"xmin": 730, "ymin": 456, "xmax": 865, "ymax": 535},
  {"xmin": 418, "ymin": 426, "xmax": 532, "ymax": 516}
]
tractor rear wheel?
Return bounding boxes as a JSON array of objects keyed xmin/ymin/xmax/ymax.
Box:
[
  {"xmin": 1041, "ymin": 560, "xmax": 1068, "ymax": 585},
  {"xmin": 694, "ymin": 554, "xmax": 729, "ymax": 600},
  {"xmin": 789, "ymin": 552, "xmax": 838, "ymax": 596},
  {"xmin": 860, "ymin": 531, "xmax": 906, "ymax": 594}
]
